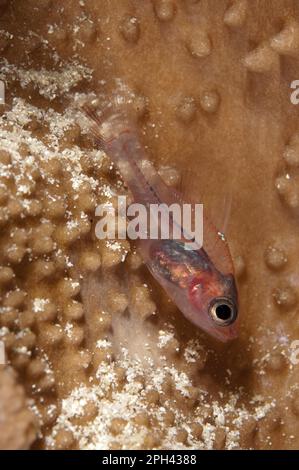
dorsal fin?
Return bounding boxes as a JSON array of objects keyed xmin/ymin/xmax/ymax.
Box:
[{"xmin": 178, "ymin": 165, "xmax": 233, "ymax": 236}]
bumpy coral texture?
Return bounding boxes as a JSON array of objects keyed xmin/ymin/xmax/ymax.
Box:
[
  {"xmin": 0, "ymin": 0, "xmax": 299, "ymax": 449},
  {"xmin": 0, "ymin": 367, "xmax": 37, "ymax": 449}
]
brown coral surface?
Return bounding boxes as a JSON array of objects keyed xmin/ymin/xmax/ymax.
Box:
[{"xmin": 0, "ymin": 0, "xmax": 299, "ymax": 450}]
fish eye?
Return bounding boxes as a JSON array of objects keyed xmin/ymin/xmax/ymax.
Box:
[{"xmin": 208, "ymin": 298, "xmax": 237, "ymax": 326}]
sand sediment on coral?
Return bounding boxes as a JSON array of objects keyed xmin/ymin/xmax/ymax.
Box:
[{"xmin": 0, "ymin": 0, "xmax": 299, "ymax": 450}]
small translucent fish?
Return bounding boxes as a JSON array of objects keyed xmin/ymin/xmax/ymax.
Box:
[{"xmin": 82, "ymin": 105, "xmax": 239, "ymax": 342}]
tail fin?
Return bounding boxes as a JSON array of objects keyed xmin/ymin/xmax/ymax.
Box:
[{"xmin": 80, "ymin": 104, "xmax": 107, "ymax": 149}]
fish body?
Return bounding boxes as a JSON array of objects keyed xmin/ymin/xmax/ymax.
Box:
[{"xmin": 83, "ymin": 107, "xmax": 239, "ymax": 342}]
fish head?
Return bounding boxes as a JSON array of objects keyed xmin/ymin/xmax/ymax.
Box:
[{"xmin": 188, "ymin": 271, "xmax": 239, "ymax": 342}]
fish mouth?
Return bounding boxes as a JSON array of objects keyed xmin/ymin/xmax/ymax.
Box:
[{"xmin": 211, "ymin": 322, "xmax": 239, "ymax": 343}]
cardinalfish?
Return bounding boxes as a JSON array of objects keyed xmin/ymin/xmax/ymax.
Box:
[{"xmin": 82, "ymin": 104, "xmax": 239, "ymax": 342}]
